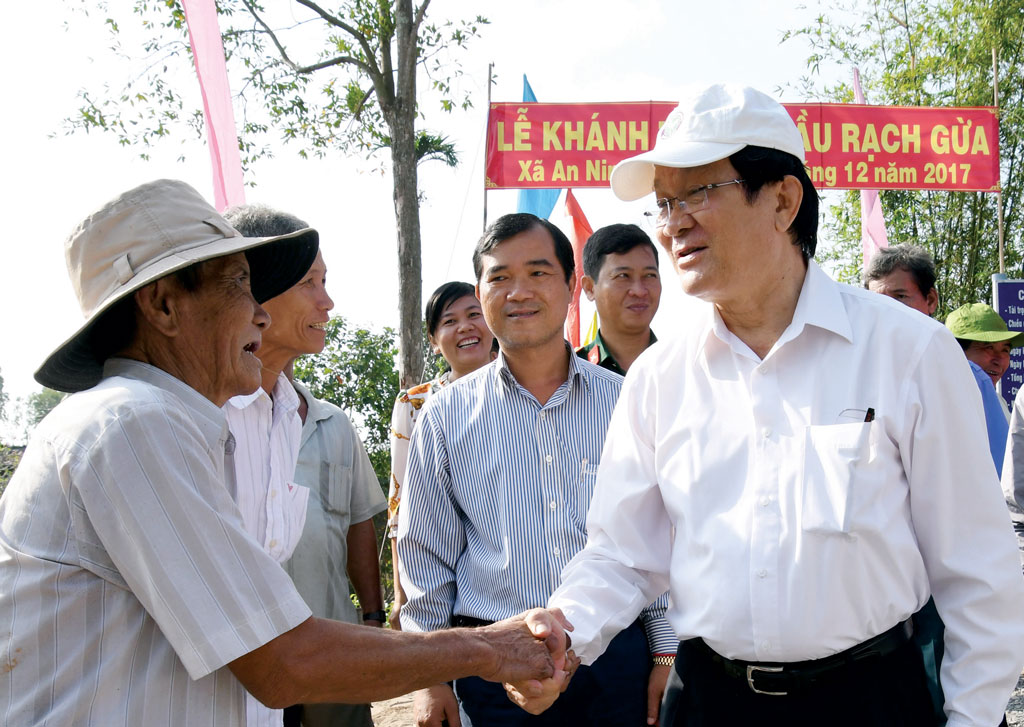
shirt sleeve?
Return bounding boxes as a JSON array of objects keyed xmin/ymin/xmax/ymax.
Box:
[
  {"xmin": 1001, "ymin": 387, "xmax": 1024, "ymax": 573},
  {"xmin": 639, "ymin": 592, "xmax": 677, "ymax": 656},
  {"xmin": 968, "ymin": 362, "xmax": 1010, "ymax": 477},
  {"xmin": 395, "ymin": 406, "xmax": 463, "ymax": 633},
  {"xmin": 71, "ymin": 401, "xmax": 311, "ymax": 681},
  {"xmin": 549, "ymin": 365, "xmax": 674, "ymax": 665},
  {"xmin": 346, "ymin": 416, "xmax": 388, "ymax": 525},
  {"xmin": 905, "ymin": 331, "xmax": 1024, "ymax": 727},
  {"xmin": 388, "ymin": 393, "xmax": 412, "ymax": 538}
]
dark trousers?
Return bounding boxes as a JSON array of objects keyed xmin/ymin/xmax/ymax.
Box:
[
  {"xmin": 660, "ymin": 637, "xmax": 936, "ymax": 727},
  {"xmin": 454, "ymin": 620, "xmax": 650, "ymax": 727}
]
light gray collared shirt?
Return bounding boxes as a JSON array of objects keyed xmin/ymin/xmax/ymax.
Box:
[{"xmin": 0, "ymin": 358, "xmax": 311, "ymax": 726}]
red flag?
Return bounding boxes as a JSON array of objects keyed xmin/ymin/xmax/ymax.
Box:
[
  {"xmin": 181, "ymin": 0, "xmax": 245, "ymax": 211},
  {"xmin": 852, "ymin": 68, "xmax": 889, "ymax": 265},
  {"xmin": 563, "ymin": 190, "xmax": 592, "ymax": 348}
]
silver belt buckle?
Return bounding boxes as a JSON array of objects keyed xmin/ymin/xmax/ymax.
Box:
[{"xmin": 746, "ymin": 665, "xmax": 787, "ymax": 695}]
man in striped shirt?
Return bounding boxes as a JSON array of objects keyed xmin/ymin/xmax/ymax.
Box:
[
  {"xmin": 0, "ymin": 181, "xmax": 566, "ymax": 726},
  {"xmin": 398, "ymin": 213, "xmax": 676, "ymax": 727}
]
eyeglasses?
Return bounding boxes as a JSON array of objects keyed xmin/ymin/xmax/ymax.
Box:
[{"xmin": 642, "ymin": 179, "xmax": 746, "ymax": 227}]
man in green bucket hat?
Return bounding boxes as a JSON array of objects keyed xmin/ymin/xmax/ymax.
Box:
[{"xmin": 946, "ymin": 303, "xmax": 1024, "ymax": 391}]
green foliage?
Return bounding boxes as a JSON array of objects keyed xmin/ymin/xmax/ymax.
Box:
[
  {"xmin": 294, "ymin": 317, "xmax": 399, "ymax": 479},
  {"xmin": 64, "ymin": 0, "xmax": 487, "ymax": 171},
  {"xmin": 783, "ymin": 0, "xmax": 1024, "ymax": 316},
  {"xmin": 0, "ymin": 444, "xmax": 23, "ymax": 499},
  {"xmin": 0, "ymin": 369, "xmax": 7, "ymax": 422},
  {"xmin": 25, "ymin": 389, "xmax": 66, "ymax": 429}
]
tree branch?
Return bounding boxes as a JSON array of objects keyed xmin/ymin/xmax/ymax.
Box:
[
  {"xmin": 413, "ymin": 0, "xmax": 431, "ymax": 30},
  {"xmin": 239, "ymin": 0, "xmax": 377, "ymax": 78}
]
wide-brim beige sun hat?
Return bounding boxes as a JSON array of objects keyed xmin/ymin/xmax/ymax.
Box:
[
  {"xmin": 36, "ymin": 179, "xmax": 320, "ymax": 393},
  {"xmin": 610, "ymin": 84, "xmax": 806, "ymax": 201}
]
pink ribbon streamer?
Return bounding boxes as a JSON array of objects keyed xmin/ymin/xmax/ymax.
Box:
[
  {"xmin": 853, "ymin": 68, "xmax": 889, "ymax": 265},
  {"xmin": 181, "ymin": 0, "xmax": 245, "ymax": 211}
]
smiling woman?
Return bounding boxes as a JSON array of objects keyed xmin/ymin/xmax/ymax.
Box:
[{"xmin": 386, "ymin": 281, "xmax": 496, "ymax": 629}]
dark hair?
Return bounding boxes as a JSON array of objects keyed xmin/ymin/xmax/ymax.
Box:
[
  {"xmin": 582, "ymin": 224, "xmax": 658, "ymax": 279},
  {"xmin": 223, "ymin": 203, "xmax": 309, "ymax": 237},
  {"xmin": 955, "ymin": 338, "xmax": 972, "ymax": 352},
  {"xmin": 425, "ymin": 281, "xmax": 477, "ymax": 337},
  {"xmin": 728, "ymin": 146, "xmax": 819, "ymax": 259},
  {"xmin": 473, "ymin": 213, "xmax": 575, "ymax": 284},
  {"xmin": 863, "ymin": 244, "xmax": 937, "ymax": 297}
]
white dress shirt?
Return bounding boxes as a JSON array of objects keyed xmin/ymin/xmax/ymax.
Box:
[
  {"xmin": 225, "ymin": 372, "xmax": 310, "ymax": 727},
  {"xmin": 549, "ymin": 262, "xmax": 1024, "ymax": 727},
  {"xmin": 0, "ymin": 359, "xmax": 311, "ymax": 726}
]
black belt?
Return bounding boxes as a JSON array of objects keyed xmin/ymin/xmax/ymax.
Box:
[
  {"xmin": 451, "ymin": 614, "xmax": 494, "ymax": 628},
  {"xmin": 693, "ymin": 619, "xmax": 913, "ymax": 696}
]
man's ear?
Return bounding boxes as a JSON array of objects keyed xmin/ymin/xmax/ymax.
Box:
[
  {"xmin": 774, "ymin": 175, "xmax": 803, "ymax": 234},
  {"xmin": 133, "ymin": 278, "xmax": 184, "ymax": 338},
  {"xmin": 925, "ymin": 287, "xmax": 939, "ymax": 316},
  {"xmin": 581, "ymin": 275, "xmax": 596, "ymax": 302}
]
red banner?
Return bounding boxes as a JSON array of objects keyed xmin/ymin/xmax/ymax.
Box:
[{"xmin": 485, "ymin": 102, "xmax": 999, "ymax": 192}]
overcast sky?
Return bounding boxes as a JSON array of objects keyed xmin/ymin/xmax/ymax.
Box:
[{"xmin": 0, "ymin": 0, "xmax": 844, "ymax": 429}]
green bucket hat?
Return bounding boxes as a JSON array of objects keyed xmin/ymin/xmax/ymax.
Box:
[{"xmin": 945, "ymin": 303, "xmax": 1024, "ymax": 347}]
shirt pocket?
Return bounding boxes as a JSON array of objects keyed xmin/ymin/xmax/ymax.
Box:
[
  {"xmin": 799, "ymin": 422, "xmax": 870, "ymax": 534},
  {"xmin": 568, "ymin": 459, "xmax": 600, "ymax": 530},
  {"xmin": 323, "ymin": 461, "xmax": 353, "ymax": 525}
]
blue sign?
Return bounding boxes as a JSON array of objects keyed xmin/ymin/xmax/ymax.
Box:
[{"xmin": 992, "ymin": 278, "xmax": 1024, "ymax": 409}]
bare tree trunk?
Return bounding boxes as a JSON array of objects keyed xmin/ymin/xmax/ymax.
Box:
[{"xmin": 391, "ymin": 0, "xmax": 424, "ymax": 390}]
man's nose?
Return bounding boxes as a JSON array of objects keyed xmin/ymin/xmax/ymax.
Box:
[{"xmin": 253, "ymin": 300, "xmax": 270, "ymax": 328}]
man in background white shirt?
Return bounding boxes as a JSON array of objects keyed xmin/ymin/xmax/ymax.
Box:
[{"xmin": 513, "ymin": 85, "xmax": 1024, "ymax": 726}]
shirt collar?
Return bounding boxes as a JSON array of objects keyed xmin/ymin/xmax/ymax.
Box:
[
  {"xmin": 591, "ymin": 329, "xmax": 658, "ymax": 369},
  {"xmin": 495, "ymin": 342, "xmax": 590, "ymax": 393},
  {"xmin": 224, "ymin": 371, "xmax": 300, "ymax": 416},
  {"xmin": 101, "ymin": 357, "xmax": 227, "ymax": 446},
  {"xmin": 291, "ymin": 379, "xmax": 334, "ymax": 426},
  {"xmin": 698, "ymin": 260, "xmax": 853, "ymax": 364}
]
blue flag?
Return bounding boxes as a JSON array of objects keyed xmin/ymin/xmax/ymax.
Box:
[{"xmin": 516, "ymin": 75, "xmax": 561, "ymax": 219}]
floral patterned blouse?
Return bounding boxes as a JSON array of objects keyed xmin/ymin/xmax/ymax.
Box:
[{"xmin": 387, "ymin": 371, "xmax": 450, "ymax": 537}]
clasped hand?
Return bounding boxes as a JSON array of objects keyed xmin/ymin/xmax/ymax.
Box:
[{"xmin": 502, "ymin": 608, "xmax": 579, "ymax": 715}]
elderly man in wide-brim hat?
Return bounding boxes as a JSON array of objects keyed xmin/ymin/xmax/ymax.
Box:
[{"xmin": 0, "ymin": 180, "xmax": 565, "ymax": 726}]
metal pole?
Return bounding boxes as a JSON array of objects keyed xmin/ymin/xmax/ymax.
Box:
[
  {"xmin": 995, "ymin": 47, "xmax": 1006, "ymax": 274},
  {"xmin": 481, "ymin": 63, "xmax": 493, "ymax": 233}
]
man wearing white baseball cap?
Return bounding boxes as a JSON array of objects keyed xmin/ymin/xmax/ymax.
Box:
[
  {"xmin": 0, "ymin": 179, "xmax": 565, "ymax": 725},
  {"xmin": 518, "ymin": 85, "xmax": 1024, "ymax": 725}
]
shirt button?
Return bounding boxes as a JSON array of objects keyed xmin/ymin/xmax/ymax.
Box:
[
  {"xmin": 552, "ymin": 546, "xmax": 560, "ymax": 555},
  {"xmin": 758, "ymin": 364, "xmax": 768, "ymax": 374},
  {"xmin": 270, "ymin": 489, "xmax": 278, "ymax": 499},
  {"xmin": 757, "ymin": 569, "xmax": 768, "ymax": 578},
  {"xmin": 268, "ymin": 539, "xmax": 279, "ymax": 549},
  {"xmin": 549, "ymin": 500, "xmax": 557, "ymax": 510},
  {"xmin": 540, "ymin": 411, "xmax": 546, "ymax": 420},
  {"xmin": 759, "ymin": 496, "xmax": 771, "ymax": 507},
  {"xmin": 761, "ymin": 640, "xmax": 771, "ymax": 650},
  {"xmin": 761, "ymin": 427, "xmax": 772, "ymax": 439},
  {"xmin": 545, "ymin": 454, "xmax": 553, "ymax": 464}
]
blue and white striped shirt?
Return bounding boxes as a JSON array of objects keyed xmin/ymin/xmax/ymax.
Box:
[{"xmin": 397, "ymin": 347, "xmax": 676, "ymax": 655}]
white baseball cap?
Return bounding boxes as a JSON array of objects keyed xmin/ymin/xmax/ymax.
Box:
[
  {"xmin": 610, "ymin": 84, "xmax": 806, "ymax": 201},
  {"xmin": 36, "ymin": 179, "xmax": 320, "ymax": 393}
]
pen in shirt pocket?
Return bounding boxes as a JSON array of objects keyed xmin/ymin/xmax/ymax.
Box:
[{"xmin": 864, "ymin": 407, "xmax": 875, "ymax": 423}]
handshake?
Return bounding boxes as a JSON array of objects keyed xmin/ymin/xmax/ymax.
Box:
[{"xmin": 480, "ymin": 608, "xmax": 581, "ymax": 715}]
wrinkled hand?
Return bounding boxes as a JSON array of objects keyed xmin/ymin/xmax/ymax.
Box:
[
  {"xmin": 646, "ymin": 664, "xmax": 671, "ymax": 726},
  {"xmin": 414, "ymin": 683, "xmax": 460, "ymax": 727},
  {"xmin": 476, "ymin": 607, "xmax": 571, "ymax": 684},
  {"xmin": 504, "ymin": 647, "xmax": 579, "ymax": 715},
  {"xmin": 501, "ymin": 608, "xmax": 576, "ymax": 715}
]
